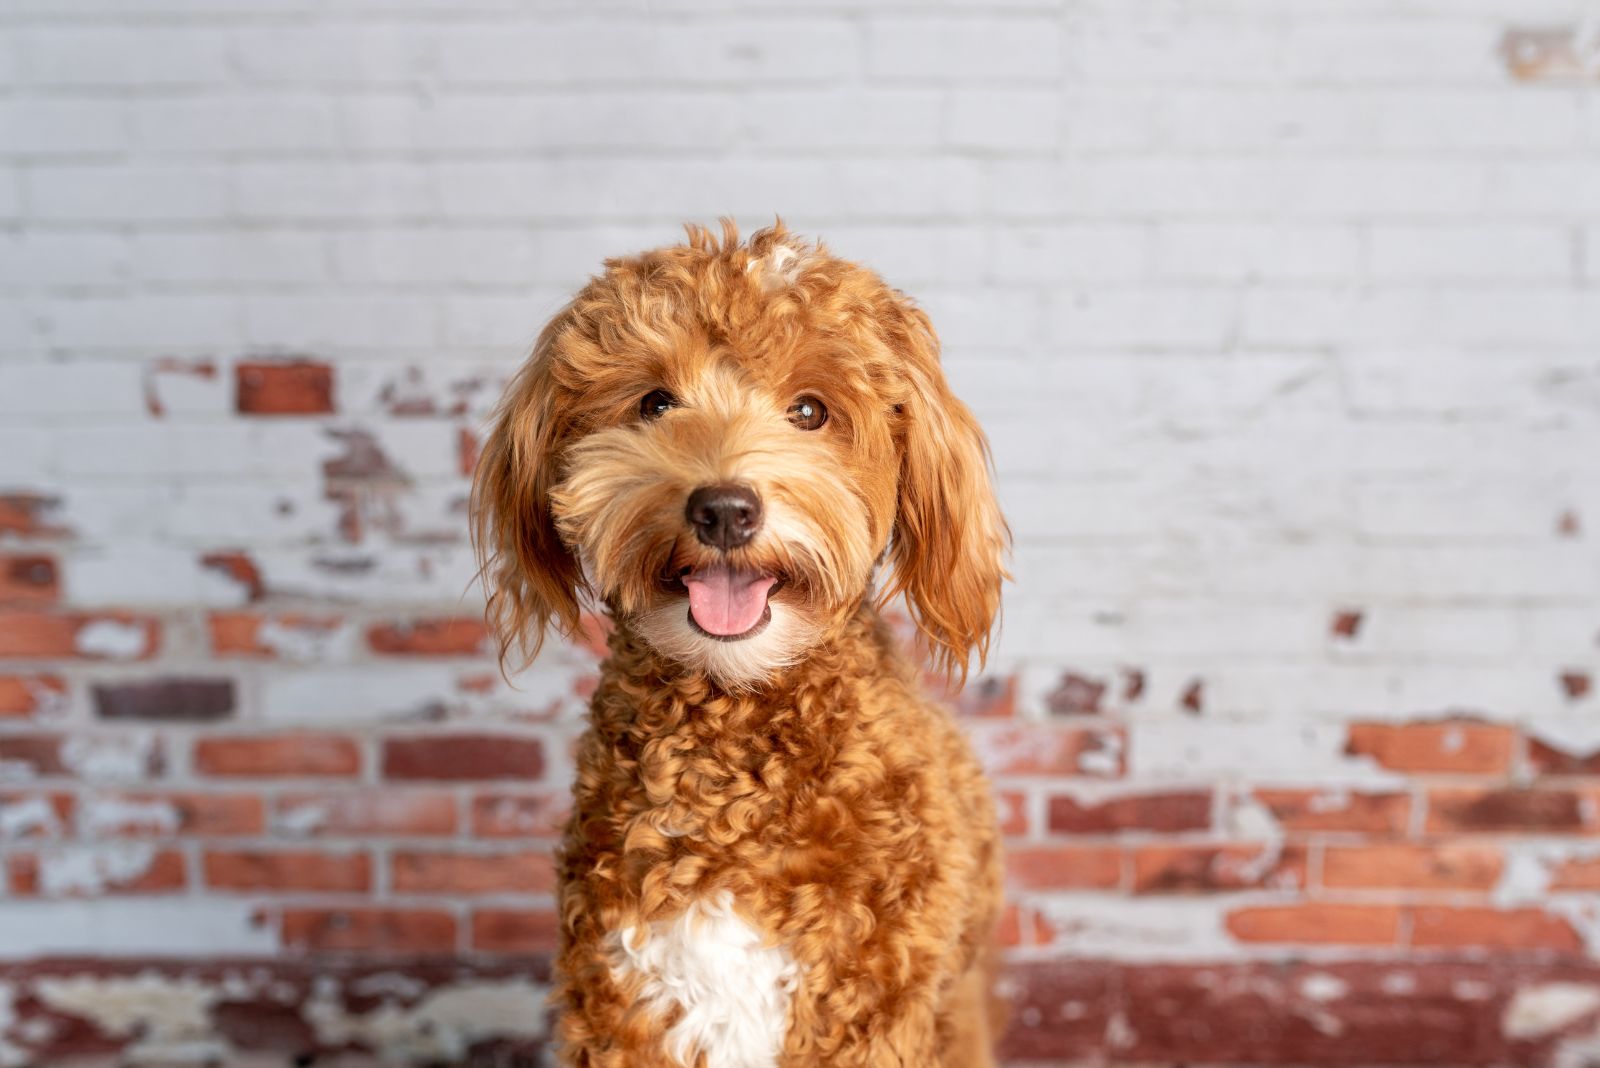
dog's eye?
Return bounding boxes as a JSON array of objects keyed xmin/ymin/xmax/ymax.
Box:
[
  {"xmin": 639, "ymin": 389, "xmax": 677, "ymax": 421},
  {"xmin": 787, "ymin": 396, "xmax": 828, "ymax": 431}
]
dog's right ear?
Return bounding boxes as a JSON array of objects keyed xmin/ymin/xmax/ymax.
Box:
[{"xmin": 471, "ymin": 318, "xmax": 586, "ymax": 670}]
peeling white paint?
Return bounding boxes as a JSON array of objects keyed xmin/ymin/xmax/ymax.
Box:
[
  {"xmin": 1077, "ymin": 731, "xmax": 1124, "ymax": 776},
  {"xmin": 0, "ymin": 797, "xmax": 63, "ymax": 839},
  {"xmin": 1381, "ymin": 972, "xmax": 1418, "ymax": 995},
  {"xmin": 73, "ymin": 619, "xmax": 150, "ymax": 659},
  {"xmin": 276, "ymin": 799, "xmax": 331, "ymax": 835},
  {"xmin": 0, "ymin": 984, "xmax": 27, "ymax": 1068},
  {"xmin": 305, "ymin": 978, "xmax": 547, "ymax": 1062},
  {"xmin": 1224, "ymin": 791, "xmax": 1280, "ymax": 838},
  {"xmin": 1299, "ymin": 974, "xmax": 1349, "ymax": 1002},
  {"xmin": 258, "ymin": 617, "xmax": 355, "ymax": 661},
  {"xmin": 60, "ymin": 733, "xmax": 158, "ymax": 780},
  {"xmin": 1105, "ymin": 1010, "xmax": 1137, "ymax": 1050},
  {"xmin": 1504, "ymin": 984, "xmax": 1600, "ymax": 1040},
  {"xmin": 34, "ymin": 973, "xmax": 224, "ymax": 1064},
  {"xmin": 1031, "ymin": 897, "xmax": 1235, "ymax": 961},
  {"xmin": 80, "ymin": 795, "xmax": 180, "ymax": 837},
  {"xmin": 36, "ymin": 843, "xmax": 162, "ymax": 896}
]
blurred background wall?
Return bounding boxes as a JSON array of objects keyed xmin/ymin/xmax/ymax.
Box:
[{"xmin": 2, "ymin": 0, "xmax": 1600, "ymax": 1064}]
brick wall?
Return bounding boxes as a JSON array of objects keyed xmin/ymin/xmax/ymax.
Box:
[{"xmin": 2, "ymin": 1, "xmax": 1599, "ymax": 1064}]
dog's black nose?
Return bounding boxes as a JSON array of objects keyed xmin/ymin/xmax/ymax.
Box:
[{"xmin": 686, "ymin": 484, "xmax": 762, "ymax": 550}]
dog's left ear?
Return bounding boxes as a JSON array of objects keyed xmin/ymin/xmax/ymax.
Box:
[
  {"xmin": 470, "ymin": 315, "xmax": 587, "ymax": 671},
  {"xmin": 880, "ymin": 298, "xmax": 1011, "ymax": 684}
]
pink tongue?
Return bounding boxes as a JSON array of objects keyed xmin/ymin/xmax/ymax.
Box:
[{"xmin": 683, "ymin": 565, "xmax": 777, "ymax": 636}]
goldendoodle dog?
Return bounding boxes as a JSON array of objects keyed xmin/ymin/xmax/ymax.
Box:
[{"xmin": 472, "ymin": 222, "xmax": 1008, "ymax": 1067}]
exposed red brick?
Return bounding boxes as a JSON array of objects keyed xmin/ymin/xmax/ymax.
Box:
[
  {"xmin": 1132, "ymin": 844, "xmax": 1307, "ymax": 894},
  {"xmin": 471, "ymin": 909, "xmax": 559, "ymax": 953},
  {"xmin": 1527, "ymin": 736, "xmax": 1600, "ymax": 776},
  {"xmin": 199, "ymin": 551, "xmax": 265, "ymax": 602},
  {"xmin": 953, "ymin": 674, "xmax": 1015, "ymax": 718},
  {"xmin": 1226, "ymin": 904, "xmax": 1400, "ymax": 946},
  {"xmin": 0, "ymin": 793, "xmax": 74, "ymax": 838},
  {"xmin": 470, "ymin": 792, "xmax": 570, "ymax": 838},
  {"xmin": 280, "ymin": 908, "xmax": 455, "ymax": 954},
  {"xmin": 0, "ymin": 612, "xmax": 160, "ymax": 660},
  {"xmin": 1330, "ymin": 609, "xmax": 1364, "ymax": 639},
  {"xmin": 366, "ymin": 618, "xmax": 490, "ymax": 657},
  {"xmin": 0, "ymin": 674, "xmax": 67, "ymax": 717},
  {"xmin": 236, "ymin": 359, "xmax": 334, "ymax": 416},
  {"xmin": 1426, "ymin": 787, "xmax": 1595, "ymax": 834},
  {"xmin": 1499, "ymin": 27, "xmax": 1594, "ymax": 83},
  {"xmin": 1410, "ymin": 906, "xmax": 1582, "ymax": 952},
  {"xmin": 0, "ymin": 493, "xmax": 65, "ymax": 538},
  {"xmin": 1559, "ymin": 670, "xmax": 1592, "ymax": 702},
  {"xmin": 382, "ymin": 735, "xmax": 544, "ymax": 782},
  {"xmin": 92, "ymin": 677, "xmax": 234, "ymax": 723},
  {"xmin": 8, "ymin": 849, "xmax": 187, "ymax": 897},
  {"xmin": 207, "ymin": 611, "xmax": 344, "ymax": 657},
  {"xmin": 391, "ymin": 850, "xmax": 556, "ymax": 895},
  {"xmin": 1046, "ymin": 672, "xmax": 1106, "ymax": 715},
  {"xmin": 0, "ymin": 555, "xmax": 58, "ymax": 605},
  {"xmin": 1548, "ymin": 856, "xmax": 1600, "ymax": 891},
  {"xmin": 457, "ymin": 426, "xmax": 480, "ymax": 478},
  {"xmin": 1048, "ymin": 790, "xmax": 1212, "ymax": 835},
  {"xmin": 85, "ymin": 793, "xmax": 265, "ymax": 837},
  {"xmin": 996, "ymin": 960, "xmax": 1116, "ymax": 1062},
  {"xmin": 1097, "ymin": 960, "xmax": 1512, "ymax": 1067},
  {"xmin": 996, "ymin": 789, "xmax": 1029, "ymax": 836},
  {"xmin": 1005, "ymin": 845, "xmax": 1123, "ymax": 891},
  {"xmin": 1346, "ymin": 720, "xmax": 1515, "ymax": 775},
  {"xmin": 1250, "ymin": 788, "xmax": 1412, "ymax": 835},
  {"xmin": 0, "ymin": 734, "xmax": 66, "ymax": 776},
  {"xmin": 1178, "ymin": 679, "xmax": 1203, "ymax": 716},
  {"xmin": 969, "ymin": 723, "xmax": 1125, "ymax": 777},
  {"xmin": 275, "ymin": 791, "xmax": 458, "ymax": 837},
  {"xmin": 1121, "ymin": 668, "xmax": 1145, "ymax": 702},
  {"xmin": 1322, "ymin": 843, "xmax": 1503, "ymax": 891},
  {"xmin": 194, "ymin": 734, "xmax": 361, "ymax": 778},
  {"xmin": 204, "ymin": 850, "xmax": 371, "ymax": 892},
  {"xmin": 1557, "ymin": 509, "xmax": 1582, "ymax": 536}
]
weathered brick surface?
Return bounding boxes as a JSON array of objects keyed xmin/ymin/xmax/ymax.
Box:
[{"xmin": 2, "ymin": 1, "xmax": 1599, "ymax": 1064}]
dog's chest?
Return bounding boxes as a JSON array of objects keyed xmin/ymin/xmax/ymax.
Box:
[{"xmin": 608, "ymin": 892, "xmax": 798, "ymax": 1068}]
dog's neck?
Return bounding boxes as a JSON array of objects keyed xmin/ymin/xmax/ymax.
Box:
[{"xmin": 594, "ymin": 598, "xmax": 912, "ymax": 734}]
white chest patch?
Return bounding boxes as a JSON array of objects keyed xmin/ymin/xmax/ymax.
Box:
[{"xmin": 609, "ymin": 891, "xmax": 798, "ymax": 1068}]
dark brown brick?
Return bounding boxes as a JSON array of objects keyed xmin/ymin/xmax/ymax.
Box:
[{"xmin": 92, "ymin": 678, "xmax": 235, "ymax": 722}]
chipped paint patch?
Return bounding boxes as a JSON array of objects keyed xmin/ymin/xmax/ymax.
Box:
[
  {"xmin": 0, "ymin": 797, "xmax": 64, "ymax": 839},
  {"xmin": 1504, "ymin": 983, "xmax": 1600, "ymax": 1039},
  {"xmin": 79, "ymin": 795, "xmax": 180, "ymax": 837},
  {"xmin": 305, "ymin": 977, "xmax": 547, "ymax": 1062},
  {"xmin": 1299, "ymin": 973, "xmax": 1349, "ymax": 1003},
  {"xmin": 35, "ymin": 973, "xmax": 225, "ymax": 1063},
  {"xmin": 35, "ymin": 843, "xmax": 162, "ymax": 895},
  {"xmin": 74, "ymin": 619, "xmax": 151, "ymax": 660},
  {"xmin": 0, "ymin": 984, "xmax": 25, "ymax": 1068},
  {"xmin": 60, "ymin": 732, "xmax": 159, "ymax": 780}
]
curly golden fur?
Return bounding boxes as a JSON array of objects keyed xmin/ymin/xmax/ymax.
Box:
[{"xmin": 473, "ymin": 222, "xmax": 1009, "ymax": 1067}]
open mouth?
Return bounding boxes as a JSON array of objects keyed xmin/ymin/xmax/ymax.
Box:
[{"xmin": 680, "ymin": 563, "xmax": 780, "ymax": 642}]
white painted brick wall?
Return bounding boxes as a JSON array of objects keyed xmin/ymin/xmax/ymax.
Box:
[{"xmin": 0, "ymin": 0, "xmax": 1599, "ymax": 998}]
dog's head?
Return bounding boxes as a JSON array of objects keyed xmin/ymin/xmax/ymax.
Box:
[{"xmin": 472, "ymin": 222, "xmax": 1007, "ymax": 690}]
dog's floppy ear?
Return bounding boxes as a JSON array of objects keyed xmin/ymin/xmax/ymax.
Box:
[
  {"xmin": 471, "ymin": 316, "xmax": 586, "ymax": 670},
  {"xmin": 880, "ymin": 299, "xmax": 1010, "ymax": 684}
]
